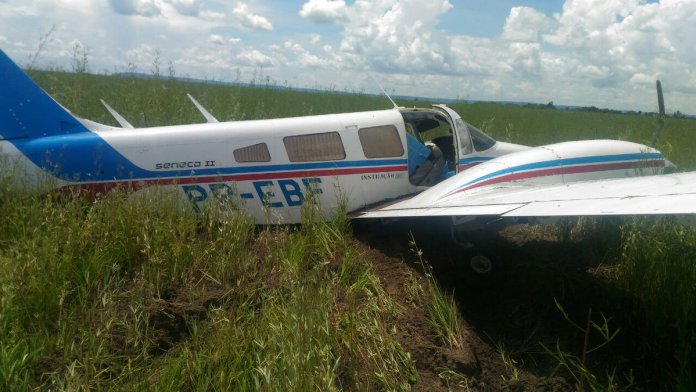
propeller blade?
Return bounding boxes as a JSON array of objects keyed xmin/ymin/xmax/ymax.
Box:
[{"xmin": 651, "ymin": 80, "xmax": 666, "ymax": 148}]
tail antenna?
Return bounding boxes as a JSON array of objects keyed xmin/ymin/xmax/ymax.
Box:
[
  {"xmin": 651, "ymin": 80, "xmax": 666, "ymax": 148},
  {"xmin": 370, "ymin": 75, "xmax": 398, "ymax": 109}
]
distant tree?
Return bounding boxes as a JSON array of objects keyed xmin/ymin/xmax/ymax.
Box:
[
  {"xmin": 151, "ymin": 49, "xmax": 161, "ymax": 77},
  {"xmin": 70, "ymin": 42, "xmax": 90, "ymax": 74},
  {"xmin": 167, "ymin": 60, "xmax": 176, "ymax": 79}
]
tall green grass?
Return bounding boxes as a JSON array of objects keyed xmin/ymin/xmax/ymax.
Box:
[
  {"xmin": 6, "ymin": 69, "xmax": 696, "ymax": 389},
  {"xmin": 450, "ymin": 102, "xmax": 696, "ymax": 169},
  {"xmin": 28, "ymin": 69, "xmax": 696, "ymax": 170},
  {"xmin": 620, "ymin": 219, "xmax": 696, "ymax": 391},
  {"xmin": 27, "ymin": 70, "xmax": 392, "ymax": 127},
  {"xmin": 0, "ymin": 182, "xmax": 417, "ymax": 390}
]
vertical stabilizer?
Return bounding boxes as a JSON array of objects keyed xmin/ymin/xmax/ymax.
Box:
[{"xmin": 0, "ymin": 49, "xmax": 87, "ymax": 140}]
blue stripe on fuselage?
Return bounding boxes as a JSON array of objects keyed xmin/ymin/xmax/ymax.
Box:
[
  {"xmin": 459, "ymin": 157, "xmax": 492, "ymax": 165},
  {"xmin": 11, "ymin": 131, "xmax": 407, "ymax": 182},
  {"xmin": 451, "ymin": 152, "xmax": 663, "ymax": 193}
]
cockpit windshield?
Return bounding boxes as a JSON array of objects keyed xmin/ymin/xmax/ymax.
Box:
[{"xmin": 466, "ymin": 123, "xmax": 496, "ymax": 152}]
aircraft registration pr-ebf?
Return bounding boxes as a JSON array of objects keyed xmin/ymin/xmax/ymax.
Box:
[{"xmin": 2, "ymin": 49, "xmax": 696, "ymax": 240}]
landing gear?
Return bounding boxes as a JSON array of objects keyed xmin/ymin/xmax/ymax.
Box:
[
  {"xmin": 450, "ymin": 218, "xmax": 506, "ymax": 286},
  {"xmin": 459, "ymin": 248, "xmax": 500, "ymax": 286},
  {"xmin": 468, "ymin": 254, "xmax": 494, "ymax": 275}
]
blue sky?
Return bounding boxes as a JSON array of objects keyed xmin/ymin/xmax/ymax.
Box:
[{"xmin": 0, "ymin": 0, "xmax": 693, "ymax": 113}]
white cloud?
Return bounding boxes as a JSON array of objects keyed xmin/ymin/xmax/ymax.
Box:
[
  {"xmin": 108, "ymin": 0, "xmax": 161, "ymax": 17},
  {"xmin": 299, "ymin": 0, "xmax": 348, "ymax": 24},
  {"xmin": 3, "ymin": 0, "xmax": 696, "ymax": 113},
  {"xmin": 209, "ymin": 34, "xmax": 241, "ymax": 46},
  {"xmin": 125, "ymin": 43, "xmax": 159, "ymax": 69},
  {"xmin": 231, "ymin": 2, "xmax": 273, "ymax": 31},
  {"xmin": 537, "ymin": 0, "xmax": 696, "ymax": 101},
  {"xmin": 337, "ymin": 0, "xmax": 454, "ymax": 74},
  {"xmin": 236, "ymin": 49, "xmax": 273, "ymax": 66},
  {"xmin": 166, "ymin": 0, "xmax": 200, "ymax": 16},
  {"xmin": 199, "ymin": 9, "xmax": 224, "ymax": 21},
  {"xmin": 502, "ymin": 7, "xmax": 551, "ymax": 42}
]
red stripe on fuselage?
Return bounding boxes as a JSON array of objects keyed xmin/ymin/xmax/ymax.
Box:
[
  {"xmin": 451, "ymin": 160, "xmax": 665, "ymax": 196},
  {"xmin": 457, "ymin": 162, "xmax": 483, "ymax": 171},
  {"xmin": 70, "ymin": 165, "xmax": 409, "ymax": 195}
]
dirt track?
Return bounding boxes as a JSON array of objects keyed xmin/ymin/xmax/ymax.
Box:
[{"xmin": 354, "ymin": 217, "xmax": 642, "ymax": 391}]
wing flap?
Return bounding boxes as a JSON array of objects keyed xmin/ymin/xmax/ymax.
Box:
[
  {"xmin": 506, "ymin": 194, "xmax": 696, "ymax": 217},
  {"xmin": 356, "ymin": 204, "xmax": 525, "ymax": 219}
]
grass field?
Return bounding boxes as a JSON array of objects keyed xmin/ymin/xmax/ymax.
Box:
[{"xmin": 1, "ymin": 69, "xmax": 695, "ymax": 390}]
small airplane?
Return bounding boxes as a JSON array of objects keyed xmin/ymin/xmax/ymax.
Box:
[{"xmin": 2, "ymin": 49, "xmax": 696, "ymax": 276}]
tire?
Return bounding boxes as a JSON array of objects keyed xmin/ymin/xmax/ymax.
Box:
[{"xmin": 460, "ymin": 248, "xmax": 500, "ymax": 286}]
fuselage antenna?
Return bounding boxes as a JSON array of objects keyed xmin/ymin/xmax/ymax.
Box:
[{"xmin": 370, "ymin": 75, "xmax": 399, "ymax": 109}]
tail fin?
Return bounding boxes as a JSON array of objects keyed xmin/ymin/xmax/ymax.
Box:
[{"xmin": 0, "ymin": 49, "xmax": 87, "ymax": 140}]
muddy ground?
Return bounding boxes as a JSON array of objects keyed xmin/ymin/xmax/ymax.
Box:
[{"xmin": 353, "ymin": 217, "xmax": 647, "ymax": 391}]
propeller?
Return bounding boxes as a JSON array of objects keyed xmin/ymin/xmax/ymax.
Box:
[{"xmin": 651, "ymin": 80, "xmax": 666, "ymax": 148}]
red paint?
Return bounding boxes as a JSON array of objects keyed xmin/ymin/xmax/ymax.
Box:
[
  {"xmin": 451, "ymin": 160, "xmax": 665, "ymax": 196},
  {"xmin": 457, "ymin": 162, "xmax": 483, "ymax": 171},
  {"xmin": 71, "ymin": 165, "xmax": 409, "ymax": 196}
]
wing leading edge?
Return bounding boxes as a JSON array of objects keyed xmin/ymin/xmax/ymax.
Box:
[{"xmin": 354, "ymin": 172, "xmax": 696, "ymax": 219}]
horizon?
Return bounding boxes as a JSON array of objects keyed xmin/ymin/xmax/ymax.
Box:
[{"xmin": 3, "ymin": 0, "xmax": 692, "ymax": 114}]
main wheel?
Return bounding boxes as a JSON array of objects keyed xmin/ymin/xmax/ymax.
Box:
[
  {"xmin": 460, "ymin": 249, "xmax": 500, "ymax": 286},
  {"xmin": 469, "ymin": 254, "xmax": 494, "ymax": 275}
]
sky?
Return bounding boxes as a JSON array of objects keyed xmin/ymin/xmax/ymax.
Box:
[{"xmin": 0, "ymin": 0, "xmax": 694, "ymax": 113}]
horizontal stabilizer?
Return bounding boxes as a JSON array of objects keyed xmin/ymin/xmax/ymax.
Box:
[
  {"xmin": 187, "ymin": 94, "xmax": 219, "ymax": 123},
  {"xmin": 100, "ymin": 99, "xmax": 134, "ymax": 128}
]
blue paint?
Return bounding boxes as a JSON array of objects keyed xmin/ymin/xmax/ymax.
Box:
[
  {"xmin": 459, "ymin": 157, "xmax": 493, "ymax": 165},
  {"xmin": 278, "ymin": 179, "xmax": 304, "ymax": 206},
  {"xmin": 12, "ymin": 129, "xmax": 406, "ymax": 182},
  {"xmin": 451, "ymin": 152, "xmax": 663, "ymax": 193},
  {"xmin": 406, "ymin": 133, "xmax": 430, "ymax": 175},
  {"xmin": 182, "ymin": 185, "xmax": 207, "ymax": 212},
  {"xmin": 208, "ymin": 183, "xmax": 235, "ymax": 205},
  {"xmin": 0, "ymin": 49, "xmax": 90, "ymax": 141},
  {"xmin": 253, "ymin": 181, "xmax": 283, "ymax": 208},
  {"xmin": 302, "ymin": 178, "xmax": 323, "ymax": 196},
  {"xmin": 2, "ymin": 50, "xmax": 408, "ymax": 183}
]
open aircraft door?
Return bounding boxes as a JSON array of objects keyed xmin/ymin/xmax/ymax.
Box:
[
  {"xmin": 432, "ymin": 104, "xmax": 527, "ymax": 172},
  {"xmin": 431, "ymin": 104, "xmax": 474, "ymax": 173}
]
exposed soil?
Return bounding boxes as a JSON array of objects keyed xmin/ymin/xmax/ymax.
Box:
[
  {"xmin": 93, "ymin": 217, "xmax": 642, "ymax": 391},
  {"xmin": 353, "ymin": 217, "xmax": 642, "ymax": 391}
]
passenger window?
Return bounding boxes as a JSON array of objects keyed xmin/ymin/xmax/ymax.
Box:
[
  {"xmin": 234, "ymin": 143, "xmax": 271, "ymax": 162},
  {"xmin": 467, "ymin": 124, "xmax": 496, "ymax": 151},
  {"xmin": 358, "ymin": 125, "xmax": 404, "ymax": 158},
  {"xmin": 284, "ymin": 132, "xmax": 346, "ymax": 162}
]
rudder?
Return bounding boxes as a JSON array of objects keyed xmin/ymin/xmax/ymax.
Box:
[{"xmin": 0, "ymin": 49, "xmax": 87, "ymax": 141}]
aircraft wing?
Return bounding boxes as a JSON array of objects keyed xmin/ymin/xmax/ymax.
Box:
[{"xmin": 354, "ymin": 172, "xmax": 696, "ymax": 219}]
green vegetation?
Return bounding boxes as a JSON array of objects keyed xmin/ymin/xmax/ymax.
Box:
[
  {"xmin": 451, "ymin": 102, "xmax": 696, "ymax": 169},
  {"xmin": 620, "ymin": 219, "xmax": 696, "ymax": 391},
  {"xmin": 1, "ymin": 69, "xmax": 695, "ymax": 390},
  {"xmin": 27, "ymin": 70, "xmax": 392, "ymax": 127},
  {"xmin": 0, "ymin": 185, "xmax": 420, "ymax": 390},
  {"xmin": 409, "ymin": 237, "xmax": 464, "ymax": 349},
  {"xmin": 28, "ymin": 68, "xmax": 696, "ymax": 172}
]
